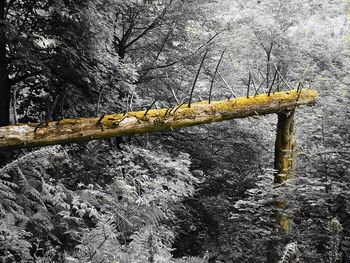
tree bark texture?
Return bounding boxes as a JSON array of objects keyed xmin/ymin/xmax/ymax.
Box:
[
  {"xmin": 273, "ymin": 110, "xmax": 296, "ymax": 233},
  {"xmin": 0, "ymin": 0, "xmax": 10, "ymax": 127},
  {"xmin": 0, "ymin": 89, "xmax": 317, "ymax": 150},
  {"xmin": 274, "ymin": 110, "xmax": 296, "ymax": 183}
]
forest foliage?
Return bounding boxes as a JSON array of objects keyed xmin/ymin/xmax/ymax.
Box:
[{"xmin": 0, "ymin": 0, "xmax": 350, "ymax": 262}]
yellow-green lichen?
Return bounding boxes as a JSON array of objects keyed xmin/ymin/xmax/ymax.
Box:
[
  {"xmin": 99, "ymin": 89, "xmax": 317, "ymax": 129},
  {"xmin": 0, "ymin": 89, "xmax": 317, "ymax": 150}
]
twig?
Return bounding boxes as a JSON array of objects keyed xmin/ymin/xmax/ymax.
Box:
[
  {"xmin": 12, "ymin": 87, "xmax": 18, "ymax": 124},
  {"xmin": 296, "ymin": 82, "xmax": 302, "ymax": 92},
  {"xmin": 96, "ymin": 85, "xmax": 107, "ymax": 116},
  {"xmin": 140, "ymin": 27, "xmax": 174, "ymax": 78},
  {"xmin": 297, "ymin": 64, "xmax": 310, "ymax": 92},
  {"xmin": 218, "ymin": 71, "xmax": 237, "ymax": 98},
  {"xmin": 164, "ymin": 107, "xmax": 171, "ymax": 116},
  {"xmin": 125, "ymin": 93, "xmax": 130, "ymax": 114},
  {"xmin": 171, "ymin": 86, "xmax": 180, "ymax": 104},
  {"xmin": 247, "ymin": 72, "xmax": 251, "ymax": 98},
  {"xmin": 209, "ymin": 48, "xmax": 226, "ymax": 104},
  {"xmin": 115, "ymin": 116, "xmax": 127, "ymax": 126},
  {"xmin": 140, "ymin": 31, "xmax": 222, "ymax": 73},
  {"xmin": 173, "ymin": 102, "xmax": 187, "ymax": 114},
  {"xmin": 296, "ymin": 86, "xmax": 303, "ymax": 102},
  {"xmin": 188, "ymin": 49, "xmax": 208, "ymax": 107},
  {"xmin": 144, "ymin": 99, "xmax": 157, "ymax": 116},
  {"xmin": 165, "ymin": 71, "xmax": 180, "ymax": 104},
  {"xmin": 129, "ymin": 90, "xmax": 135, "ymax": 111},
  {"xmin": 123, "ymin": 94, "xmax": 131, "ymax": 116},
  {"xmin": 124, "ymin": 0, "xmax": 174, "ymax": 50},
  {"xmin": 166, "ymin": 104, "xmax": 178, "ymax": 116},
  {"xmin": 271, "ymin": 58, "xmax": 291, "ymax": 90},
  {"xmin": 47, "ymin": 95, "xmax": 59, "ymax": 122},
  {"xmin": 34, "ymin": 122, "xmax": 47, "ymax": 133},
  {"xmin": 254, "ymin": 32, "xmax": 268, "ymax": 54},
  {"xmin": 257, "ymin": 68, "xmax": 268, "ymax": 93},
  {"xmin": 254, "ymin": 32, "xmax": 274, "ymax": 90},
  {"xmin": 251, "ymin": 73, "xmax": 258, "ymax": 94},
  {"xmin": 254, "ymin": 77, "xmax": 266, "ymax": 97},
  {"xmin": 96, "ymin": 115, "xmax": 105, "ymax": 125},
  {"xmin": 267, "ymin": 70, "xmax": 278, "ymax": 96},
  {"xmin": 295, "ymin": 66, "xmax": 310, "ymax": 102}
]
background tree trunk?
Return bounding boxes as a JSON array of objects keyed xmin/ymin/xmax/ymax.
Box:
[
  {"xmin": 0, "ymin": 0, "xmax": 12, "ymax": 167},
  {"xmin": 0, "ymin": 0, "xmax": 10, "ymax": 127}
]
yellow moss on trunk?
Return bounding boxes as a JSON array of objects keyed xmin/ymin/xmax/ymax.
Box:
[{"xmin": 0, "ymin": 89, "xmax": 317, "ymax": 150}]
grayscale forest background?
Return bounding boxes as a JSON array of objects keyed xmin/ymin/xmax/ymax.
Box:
[{"xmin": 0, "ymin": 0, "xmax": 350, "ymax": 262}]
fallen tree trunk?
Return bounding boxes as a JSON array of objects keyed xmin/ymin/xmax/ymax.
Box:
[{"xmin": 0, "ymin": 89, "xmax": 317, "ymax": 150}]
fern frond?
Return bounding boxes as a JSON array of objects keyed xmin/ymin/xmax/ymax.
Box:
[
  {"xmin": 0, "ymin": 213, "xmax": 32, "ymax": 261},
  {"xmin": 0, "ymin": 188, "xmax": 16, "ymax": 201},
  {"xmin": 0, "ymin": 146, "xmax": 67, "ymax": 174},
  {"xmin": 0, "ymin": 179, "xmax": 18, "ymax": 189},
  {"xmin": 279, "ymin": 242, "xmax": 301, "ymax": 263}
]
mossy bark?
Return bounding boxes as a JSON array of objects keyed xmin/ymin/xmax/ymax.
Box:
[
  {"xmin": 0, "ymin": 89, "xmax": 317, "ymax": 150},
  {"xmin": 274, "ymin": 110, "xmax": 296, "ymax": 183},
  {"xmin": 274, "ymin": 200, "xmax": 291, "ymax": 233},
  {"xmin": 273, "ymin": 110, "xmax": 296, "ymax": 233}
]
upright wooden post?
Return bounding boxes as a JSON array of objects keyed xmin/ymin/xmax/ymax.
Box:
[
  {"xmin": 274, "ymin": 110, "xmax": 295, "ymax": 183},
  {"xmin": 273, "ymin": 110, "xmax": 296, "ymax": 232}
]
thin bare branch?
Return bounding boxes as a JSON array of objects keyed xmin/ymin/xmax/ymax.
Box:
[
  {"xmin": 125, "ymin": 0, "xmax": 174, "ymax": 49},
  {"xmin": 170, "ymin": 85, "xmax": 180, "ymax": 104},
  {"xmin": 188, "ymin": 49, "xmax": 208, "ymax": 107},
  {"xmin": 218, "ymin": 71, "xmax": 237, "ymax": 98},
  {"xmin": 140, "ymin": 31, "xmax": 222, "ymax": 73},
  {"xmin": 129, "ymin": 90, "xmax": 135, "ymax": 111},
  {"xmin": 254, "ymin": 78, "xmax": 266, "ymax": 96},
  {"xmin": 267, "ymin": 70, "xmax": 278, "ymax": 96},
  {"xmin": 173, "ymin": 101, "xmax": 187, "ymax": 114},
  {"xmin": 254, "ymin": 32, "xmax": 268, "ymax": 53},
  {"xmin": 165, "ymin": 71, "xmax": 180, "ymax": 104},
  {"xmin": 297, "ymin": 64, "xmax": 310, "ymax": 92},
  {"xmin": 271, "ymin": 58, "xmax": 291, "ymax": 90},
  {"xmin": 247, "ymin": 72, "xmax": 251, "ymax": 98},
  {"xmin": 139, "ymin": 26, "xmax": 174, "ymax": 78},
  {"xmin": 209, "ymin": 48, "xmax": 226, "ymax": 104},
  {"xmin": 96, "ymin": 115, "xmax": 105, "ymax": 125},
  {"xmin": 12, "ymin": 87, "xmax": 18, "ymax": 124},
  {"xmin": 257, "ymin": 68, "xmax": 268, "ymax": 93},
  {"xmin": 144, "ymin": 99, "xmax": 158, "ymax": 116},
  {"xmin": 96, "ymin": 86, "xmax": 107, "ymax": 116},
  {"xmin": 251, "ymin": 72, "xmax": 258, "ymax": 94}
]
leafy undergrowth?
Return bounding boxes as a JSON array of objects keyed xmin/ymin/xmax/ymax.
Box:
[{"xmin": 0, "ymin": 142, "xmax": 207, "ymax": 262}]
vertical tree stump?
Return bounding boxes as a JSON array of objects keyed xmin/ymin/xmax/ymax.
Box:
[
  {"xmin": 273, "ymin": 110, "xmax": 296, "ymax": 233},
  {"xmin": 274, "ymin": 110, "xmax": 296, "ymax": 183}
]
